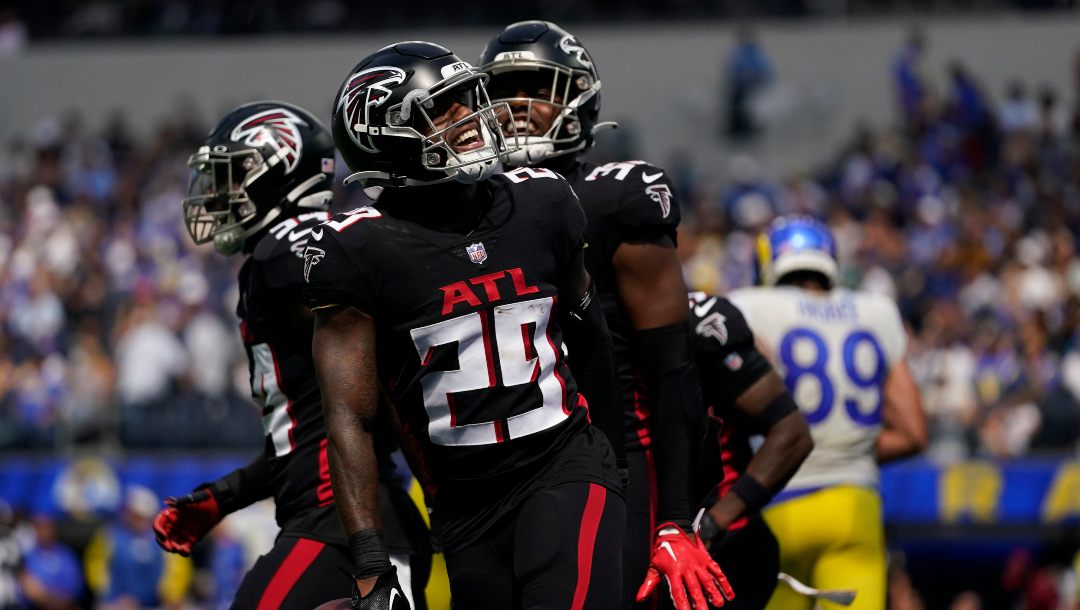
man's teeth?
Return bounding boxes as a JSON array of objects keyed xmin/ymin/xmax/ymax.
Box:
[
  {"xmin": 454, "ymin": 129, "xmax": 479, "ymax": 146},
  {"xmin": 514, "ymin": 120, "xmax": 529, "ymax": 131}
]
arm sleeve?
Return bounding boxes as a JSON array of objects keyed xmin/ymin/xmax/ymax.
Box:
[
  {"xmin": 205, "ymin": 454, "xmax": 272, "ymax": 515},
  {"xmin": 635, "ymin": 322, "xmax": 703, "ymax": 529}
]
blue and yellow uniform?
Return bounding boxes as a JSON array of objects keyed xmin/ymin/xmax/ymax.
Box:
[{"xmin": 729, "ymin": 217, "xmax": 907, "ymax": 610}]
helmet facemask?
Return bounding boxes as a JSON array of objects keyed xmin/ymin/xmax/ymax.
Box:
[
  {"xmin": 485, "ymin": 61, "xmax": 599, "ymax": 166},
  {"xmin": 182, "ymin": 147, "xmax": 270, "ymax": 256},
  {"xmin": 342, "ymin": 69, "xmax": 517, "ymax": 187}
]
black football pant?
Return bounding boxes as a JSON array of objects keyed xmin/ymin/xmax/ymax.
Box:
[
  {"xmin": 708, "ymin": 515, "xmax": 780, "ymax": 610},
  {"xmin": 445, "ymin": 481, "xmax": 626, "ymax": 610},
  {"xmin": 230, "ymin": 535, "xmax": 353, "ymax": 610}
]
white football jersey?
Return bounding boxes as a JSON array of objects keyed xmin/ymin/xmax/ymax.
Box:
[{"xmin": 728, "ymin": 286, "xmax": 907, "ymax": 493}]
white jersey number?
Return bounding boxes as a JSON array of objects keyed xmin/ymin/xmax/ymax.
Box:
[
  {"xmin": 409, "ymin": 297, "xmax": 569, "ymax": 446},
  {"xmin": 778, "ymin": 327, "xmax": 887, "ymax": 427}
]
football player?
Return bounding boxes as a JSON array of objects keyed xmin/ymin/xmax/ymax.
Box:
[
  {"xmin": 728, "ymin": 216, "xmax": 928, "ymax": 610},
  {"xmin": 305, "ymin": 42, "xmax": 630, "ymax": 610},
  {"xmin": 479, "ymin": 21, "xmax": 733, "ymax": 610},
  {"xmin": 154, "ymin": 102, "xmax": 439, "ymax": 610},
  {"xmin": 687, "ymin": 292, "xmax": 814, "ymax": 610}
]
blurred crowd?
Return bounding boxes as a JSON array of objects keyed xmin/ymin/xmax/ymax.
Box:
[
  {"xmin": 0, "ymin": 0, "xmax": 1072, "ymax": 49},
  {"xmin": 3, "ymin": 34, "xmax": 1080, "ymax": 465},
  {"xmin": 0, "ymin": 108, "xmax": 263, "ymax": 451},
  {"xmin": 676, "ymin": 34, "xmax": 1080, "ymax": 461}
]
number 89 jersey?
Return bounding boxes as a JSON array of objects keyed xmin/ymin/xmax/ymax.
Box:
[{"xmin": 727, "ymin": 286, "xmax": 907, "ymax": 493}]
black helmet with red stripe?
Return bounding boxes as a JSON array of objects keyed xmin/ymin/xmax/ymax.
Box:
[{"xmin": 182, "ymin": 101, "xmax": 335, "ymax": 255}]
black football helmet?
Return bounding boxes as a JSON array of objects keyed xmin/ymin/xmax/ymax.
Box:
[
  {"xmin": 331, "ymin": 41, "xmax": 514, "ymax": 188},
  {"xmin": 479, "ymin": 21, "xmax": 605, "ymax": 166},
  {"xmin": 182, "ymin": 101, "xmax": 334, "ymax": 255}
]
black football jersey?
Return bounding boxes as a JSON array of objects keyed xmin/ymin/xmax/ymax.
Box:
[
  {"xmin": 238, "ymin": 211, "xmax": 344, "ymax": 542},
  {"xmin": 688, "ymin": 292, "xmax": 774, "ymax": 531},
  {"xmin": 560, "ymin": 160, "xmax": 681, "ymax": 451},
  {"xmin": 303, "ymin": 169, "xmax": 619, "ymax": 548}
]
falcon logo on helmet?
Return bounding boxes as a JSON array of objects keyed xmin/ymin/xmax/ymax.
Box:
[
  {"xmin": 336, "ymin": 66, "xmax": 408, "ymax": 154},
  {"xmin": 230, "ymin": 108, "xmax": 309, "ymax": 175},
  {"xmin": 558, "ymin": 35, "xmax": 592, "ymax": 68}
]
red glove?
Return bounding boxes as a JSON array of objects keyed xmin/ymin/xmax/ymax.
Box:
[
  {"xmin": 635, "ymin": 522, "xmax": 735, "ymax": 610},
  {"xmin": 153, "ymin": 487, "xmax": 222, "ymax": 556}
]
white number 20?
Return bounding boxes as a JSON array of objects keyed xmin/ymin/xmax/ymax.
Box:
[{"xmin": 409, "ymin": 297, "xmax": 569, "ymax": 446}]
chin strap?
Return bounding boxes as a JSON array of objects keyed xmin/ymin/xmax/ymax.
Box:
[{"xmin": 343, "ymin": 171, "xmax": 457, "ymax": 188}]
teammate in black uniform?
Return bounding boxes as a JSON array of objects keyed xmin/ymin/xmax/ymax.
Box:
[
  {"xmin": 479, "ymin": 22, "xmax": 733, "ymax": 610},
  {"xmin": 153, "ymin": 102, "xmax": 434, "ymax": 610},
  {"xmin": 687, "ymin": 292, "xmax": 813, "ymax": 610},
  {"xmin": 305, "ymin": 42, "xmax": 627, "ymax": 610}
]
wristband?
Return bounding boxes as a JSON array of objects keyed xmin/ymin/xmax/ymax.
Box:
[
  {"xmin": 348, "ymin": 529, "xmax": 392, "ymax": 580},
  {"xmin": 730, "ymin": 474, "xmax": 772, "ymax": 515}
]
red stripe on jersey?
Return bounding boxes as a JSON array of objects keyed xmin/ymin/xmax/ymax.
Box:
[
  {"xmin": 522, "ymin": 323, "xmax": 541, "ymax": 382},
  {"xmin": 632, "ymin": 388, "xmax": 652, "ymax": 449},
  {"xmin": 494, "ymin": 419, "xmax": 507, "ymax": 443},
  {"xmin": 256, "ymin": 538, "xmax": 324, "ymax": 610},
  {"xmin": 715, "ymin": 420, "xmax": 750, "ymax": 531},
  {"xmin": 571, "ymin": 483, "xmax": 608, "ymax": 610},
  {"xmin": 480, "ymin": 313, "xmax": 497, "ymax": 388},
  {"xmin": 447, "ymin": 393, "xmax": 458, "ymax": 429}
]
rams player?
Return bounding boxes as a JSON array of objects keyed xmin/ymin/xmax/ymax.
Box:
[{"xmin": 728, "ymin": 216, "xmax": 927, "ymax": 610}]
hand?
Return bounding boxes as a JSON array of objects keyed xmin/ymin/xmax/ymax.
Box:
[
  {"xmin": 152, "ymin": 487, "xmax": 222, "ymax": 556},
  {"xmin": 635, "ymin": 522, "xmax": 735, "ymax": 610},
  {"xmin": 351, "ymin": 568, "xmax": 410, "ymax": 610}
]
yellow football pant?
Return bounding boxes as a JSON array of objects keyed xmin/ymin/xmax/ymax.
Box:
[{"xmin": 762, "ymin": 486, "xmax": 885, "ymax": 610}]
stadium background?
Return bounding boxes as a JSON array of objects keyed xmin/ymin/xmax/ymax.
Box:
[{"xmin": 2, "ymin": 1, "xmax": 1080, "ymax": 608}]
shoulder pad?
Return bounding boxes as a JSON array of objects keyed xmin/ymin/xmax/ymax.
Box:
[
  {"xmin": 253, "ymin": 211, "xmax": 331, "ymax": 263},
  {"xmin": 585, "ymin": 160, "xmax": 680, "ymax": 235}
]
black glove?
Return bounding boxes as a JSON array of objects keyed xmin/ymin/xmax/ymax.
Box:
[{"xmin": 351, "ymin": 567, "xmax": 410, "ymax": 610}]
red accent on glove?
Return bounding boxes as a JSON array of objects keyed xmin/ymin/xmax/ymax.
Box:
[
  {"xmin": 635, "ymin": 522, "xmax": 736, "ymax": 610},
  {"xmin": 152, "ymin": 487, "xmax": 222, "ymax": 557}
]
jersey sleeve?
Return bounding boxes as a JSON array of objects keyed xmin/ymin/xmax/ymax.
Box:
[
  {"xmin": 615, "ymin": 162, "xmax": 681, "ymax": 244},
  {"xmin": 691, "ymin": 294, "xmax": 773, "ymax": 408},
  {"xmin": 301, "ymin": 222, "xmax": 379, "ymax": 316},
  {"xmin": 502, "ymin": 169, "xmax": 587, "ymax": 268}
]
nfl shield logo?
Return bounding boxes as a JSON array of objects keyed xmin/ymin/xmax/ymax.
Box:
[{"xmin": 466, "ymin": 242, "xmax": 488, "ymax": 264}]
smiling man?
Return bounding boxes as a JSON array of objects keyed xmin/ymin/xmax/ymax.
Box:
[{"xmin": 305, "ymin": 41, "xmax": 628, "ymax": 610}]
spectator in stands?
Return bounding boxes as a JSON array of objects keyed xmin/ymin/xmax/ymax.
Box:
[
  {"xmin": 893, "ymin": 28, "xmax": 927, "ymax": 129},
  {"xmin": 85, "ymin": 486, "xmax": 192, "ymax": 609},
  {"xmin": 722, "ymin": 27, "xmax": 773, "ymax": 140},
  {"xmin": 17, "ymin": 514, "xmax": 82, "ymax": 610}
]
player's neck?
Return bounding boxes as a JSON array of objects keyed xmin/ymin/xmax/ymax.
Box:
[
  {"xmin": 537, "ymin": 155, "xmax": 578, "ymax": 176},
  {"xmin": 379, "ymin": 182, "xmax": 485, "ymax": 234}
]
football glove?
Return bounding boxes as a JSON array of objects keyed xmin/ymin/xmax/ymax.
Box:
[
  {"xmin": 153, "ymin": 487, "xmax": 222, "ymax": 557},
  {"xmin": 636, "ymin": 522, "xmax": 735, "ymax": 610},
  {"xmin": 352, "ymin": 567, "xmax": 410, "ymax": 610}
]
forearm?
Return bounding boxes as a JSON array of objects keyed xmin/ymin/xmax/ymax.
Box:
[
  {"xmin": 876, "ymin": 428, "xmax": 923, "ymax": 463},
  {"xmin": 312, "ymin": 306, "xmax": 388, "ymax": 580},
  {"xmin": 206, "ymin": 453, "xmax": 272, "ymax": 515},
  {"xmin": 710, "ymin": 411, "xmax": 811, "ymax": 529},
  {"xmin": 638, "ymin": 323, "xmax": 703, "ymax": 529},
  {"xmin": 325, "ymin": 409, "xmax": 382, "ymax": 534}
]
